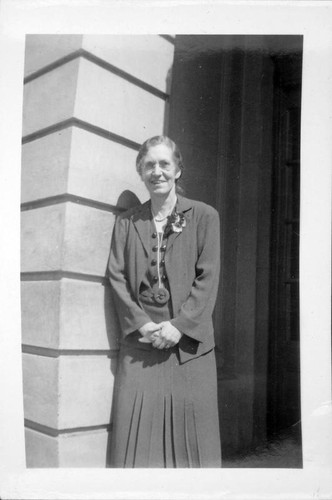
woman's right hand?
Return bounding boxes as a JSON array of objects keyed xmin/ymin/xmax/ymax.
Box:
[{"xmin": 138, "ymin": 322, "xmax": 161, "ymax": 343}]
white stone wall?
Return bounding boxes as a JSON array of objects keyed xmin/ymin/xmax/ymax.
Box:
[{"xmin": 21, "ymin": 34, "xmax": 175, "ymax": 467}]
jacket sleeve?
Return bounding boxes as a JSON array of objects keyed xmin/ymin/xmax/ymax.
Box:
[
  {"xmin": 108, "ymin": 215, "xmax": 151, "ymax": 336},
  {"xmin": 170, "ymin": 206, "xmax": 220, "ymax": 342}
]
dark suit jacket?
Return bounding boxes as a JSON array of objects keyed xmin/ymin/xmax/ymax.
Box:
[{"xmin": 108, "ymin": 195, "xmax": 220, "ymax": 363}]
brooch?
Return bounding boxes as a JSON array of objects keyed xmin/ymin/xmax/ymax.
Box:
[
  {"xmin": 165, "ymin": 211, "xmax": 186, "ymax": 236},
  {"xmin": 153, "ymin": 287, "xmax": 170, "ymax": 304}
]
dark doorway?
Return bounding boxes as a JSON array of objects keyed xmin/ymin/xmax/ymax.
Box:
[
  {"xmin": 168, "ymin": 34, "xmax": 302, "ymax": 467},
  {"xmin": 268, "ymin": 48, "xmax": 302, "ymax": 437}
]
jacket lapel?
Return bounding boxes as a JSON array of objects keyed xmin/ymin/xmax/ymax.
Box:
[
  {"xmin": 132, "ymin": 196, "xmax": 193, "ymax": 256},
  {"xmin": 131, "ymin": 200, "xmax": 152, "ymax": 256},
  {"xmin": 166, "ymin": 196, "xmax": 193, "ymax": 253}
]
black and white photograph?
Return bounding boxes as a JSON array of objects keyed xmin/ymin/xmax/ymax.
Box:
[
  {"xmin": 20, "ymin": 33, "xmax": 303, "ymax": 469},
  {"xmin": 0, "ymin": 1, "xmax": 331, "ymax": 499}
]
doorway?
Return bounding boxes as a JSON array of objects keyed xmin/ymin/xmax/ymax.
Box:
[{"xmin": 168, "ymin": 34, "xmax": 302, "ymax": 465}]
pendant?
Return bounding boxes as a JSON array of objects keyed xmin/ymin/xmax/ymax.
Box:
[{"xmin": 153, "ymin": 287, "xmax": 170, "ymax": 304}]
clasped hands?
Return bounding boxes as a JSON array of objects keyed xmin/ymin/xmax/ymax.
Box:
[{"xmin": 138, "ymin": 321, "xmax": 182, "ymax": 349}]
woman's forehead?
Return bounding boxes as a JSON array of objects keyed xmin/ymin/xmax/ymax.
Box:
[{"xmin": 144, "ymin": 143, "xmax": 173, "ymax": 159}]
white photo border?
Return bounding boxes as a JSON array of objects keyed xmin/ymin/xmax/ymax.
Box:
[{"xmin": 0, "ymin": 1, "xmax": 331, "ymax": 499}]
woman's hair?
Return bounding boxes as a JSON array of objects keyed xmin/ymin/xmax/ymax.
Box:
[{"xmin": 136, "ymin": 135, "xmax": 184, "ymax": 181}]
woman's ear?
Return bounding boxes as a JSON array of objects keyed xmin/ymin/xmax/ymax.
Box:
[{"xmin": 175, "ymin": 168, "xmax": 182, "ymax": 180}]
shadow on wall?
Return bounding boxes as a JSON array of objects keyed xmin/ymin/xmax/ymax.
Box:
[
  {"xmin": 116, "ymin": 190, "xmax": 143, "ymax": 210},
  {"xmin": 103, "ymin": 190, "xmax": 142, "ymax": 467},
  {"xmin": 163, "ymin": 66, "xmax": 173, "ymax": 134},
  {"xmin": 104, "ymin": 189, "xmax": 142, "ymax": 360}
]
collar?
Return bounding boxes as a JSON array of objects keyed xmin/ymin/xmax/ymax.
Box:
[
  {"xmin": 132, "ymin": 195, "xmax": 193, "ymax": 222},
  {"xmin": 175, "ymin": 195, "xmax": 193, "ymax": 214},
  {"xmin": 131, "ymin": 195, "xmax": 193, "ymax": 256}
]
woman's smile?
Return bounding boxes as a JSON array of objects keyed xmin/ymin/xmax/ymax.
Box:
[{"xmin": 150, "ymin": 180, "xmax": 166, "ymax": 186}]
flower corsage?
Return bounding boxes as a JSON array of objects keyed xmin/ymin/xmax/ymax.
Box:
[{"xmin": 165, "ymin": 210, "xmax": 186, "ymax": 235}]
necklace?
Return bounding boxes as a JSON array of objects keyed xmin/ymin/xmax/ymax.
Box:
[
  {"xmin": 151, "ymin": 199, "xmax": 177, "ymax": 222},
  {"xmin": 153, "ymin": 214, "xmax": 169, "ymax": 222},
  {"xmin": 153, "ymin": 229, "xmax": 170, "ymax": 304}
]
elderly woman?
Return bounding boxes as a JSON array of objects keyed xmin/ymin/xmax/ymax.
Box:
[{"xmin": 108, "ymin": 135, "xmax": 221, "ymax": 468}]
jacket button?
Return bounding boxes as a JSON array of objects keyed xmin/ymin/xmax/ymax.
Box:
[
  {"xmin": 151, "ymin": 259, "xmax": 157, "ymax": 266},
  {"xmin": 152, "ymin": 276, "xmax": 158, "ymax": 283},
  {"xmin": 161, "ymin": 275, "xmax": 167, "ymax": 281},
  {"xmin": 152, "ymin": 232, "xmax": 157, "ymax": 238},
  {"xmin": 160, "ymin": 259, "xmax": 165, "ymax": 265},
  {"xmin": 161, "ymin": 245, "xmax": 166, "ymax": 251},
  {"xmin": 152, "ymin": 245, "xmax": 158, "ymax": 252}
]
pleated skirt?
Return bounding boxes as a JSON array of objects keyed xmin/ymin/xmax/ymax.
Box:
[{"xmin": 108, "ymin": 338, "xmax": 221, "ymax": 468}]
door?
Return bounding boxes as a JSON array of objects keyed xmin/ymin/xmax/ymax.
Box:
[
  {"xmin": 268, "ymin": 52, "xmax": 302, "ymax": 437},
  {"xmin": 168, "ymin": 35, "xmax": 302, "ymax": 461}
]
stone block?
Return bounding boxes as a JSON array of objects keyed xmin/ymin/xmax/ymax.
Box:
[
  {"xmin": 22, "ymin": 353, "xmax": 59, "ymax": 428},
  {"xmin": 23, "ymin": 59, "xmax": 79, "ymax": 137},
  {"xmin": 21, "ymin": 204, "xmax": 65, "ymax": 272},
  {"xmin": 82, "ymin": 35, "xmax": 174, "ymax": 93},
  {"xmin": 74, "ymin": 58, "xmax": 167, "ymax": 145},
  {"xmin": 21, "ymin": 128, "xmax": 72, "ymax": 203},
  {"xmin": 69, "ymin": 127, "xmax": 149, "ymax": 206},
  {"xmin": 21, "ymin": 203, "xmax": 115, "ymax": 276},
  {"xmin": 25, "ymin": 427, "xmax": 110, "ymax": 468},
  {"xmin": 21, "ymin": 127, "xmax": 148, "ymax": 207},
  {"xmin": 22, "ymin": 354, "xmax": 115, "ymax": 429},
  {"xmin": 21, "ymin": 280, "xmax": 61, "ymax": 348},
  {"xmin": 23, "ymin": 55, "xmax": 168, "ymax": 151},
  {"xmin": 21, "ymin": 279, "xmax": 120, "ymax": 350},
  {"xmin": 24, "ymin": 35, "xmax": 83, "ymax": 77},
  {"xmin": 24, "ymin": 34, "xmax": 174, "ymax": 93},
  {"xmin": 58, "ymin": 356, "xmax": 115, "ymax": 428},
  {"xmin": 62, "ymin": 203, "xmax": 115, "ymax": 276},
  {"xmin": 59, "ymin": 279, "xmax": 120, "ymax": 350},
  {"xmin": 25, "ymin": 427, "xmax": 58, "ymax": 468},
  {"xmin": 58, "ymin": 428, "xmax": 109, "ymax": 467}
]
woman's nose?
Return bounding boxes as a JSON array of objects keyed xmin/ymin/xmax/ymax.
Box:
[{"xmin": 151, "ymin": 163, "xmax": 162, "ymax": 175}]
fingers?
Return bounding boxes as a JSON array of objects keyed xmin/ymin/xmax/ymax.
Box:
[
  {"xmin": 147, "ymin": 324, "xmax": 162, "ymax": 334},
  {"xmin": 138, "ymin": 322, "xmax": 162, "ymax": 344},
  {"xmin": 138, "ymin": 322, "xmax": 162, "ymax": 336},
  {"xmin": 151, "ymin": 334, "xmax": 175, "ymax": 350},
  {"xmin": 158, "ymin": 323, "xmax": 182, "ymax": 346},
  {"xmin": 152, "ymin": 337, "xmax": 167, "ymax": 350},
  {"xmin": 152, "ymin": 337, "xmax": 176, "ymax": 350},
  {"xmin": 150, "ymin": 330, "xmax": 161, "ymax": 341},
  {"xmin": 148, "ymin": 322, "xmax": 182, "ymax": 350}
]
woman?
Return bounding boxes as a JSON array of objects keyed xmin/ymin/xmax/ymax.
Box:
[{"xmin": 108, "ymin": 135, "xmax": 221, "ymax": 468}]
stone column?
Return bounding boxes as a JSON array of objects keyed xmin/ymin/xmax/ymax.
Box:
[{"xmin": 21, "ymin": 34, "xmax": 174, "ymax": 467}]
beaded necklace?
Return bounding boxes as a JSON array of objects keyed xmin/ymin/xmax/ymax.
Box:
[{"xmin": 152, "ymin": 219, "xmax": 169, "ymax": 304}]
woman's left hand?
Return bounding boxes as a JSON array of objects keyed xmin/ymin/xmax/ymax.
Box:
[{"xmin": 152, "ymin": 321, "xmax": 182, "ymax": 350}]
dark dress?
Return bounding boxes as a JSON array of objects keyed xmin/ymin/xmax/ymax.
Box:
[{"xmin": 108, "ymin": 214, "xmax": 221, "ymax": 468}]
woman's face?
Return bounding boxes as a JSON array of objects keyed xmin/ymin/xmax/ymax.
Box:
[{"xmin": 140, "ymin": 144, "xmax": 181, "ymax": 197}]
